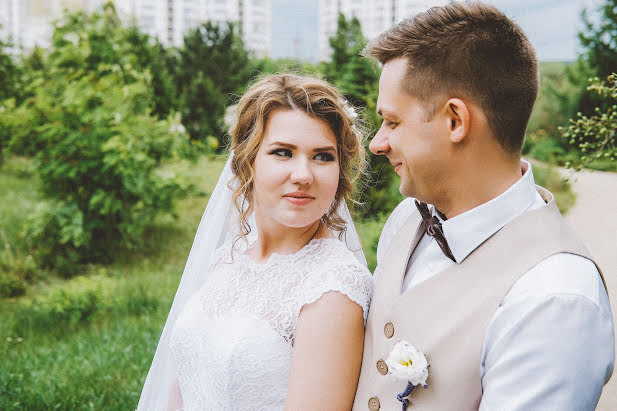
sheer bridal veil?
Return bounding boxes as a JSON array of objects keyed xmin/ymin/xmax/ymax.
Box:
[{"xmin": 137, "ymin": 152, "xmax": 366, "ymax": 410}]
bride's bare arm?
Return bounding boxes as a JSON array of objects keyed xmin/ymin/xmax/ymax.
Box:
[
  {"xmin": 166, "ymin": 377, "xmax": 183, "ymax": 411},
  {"xmin": 285, "ymin": 290, "xmax": 365, "ymax": 410}
]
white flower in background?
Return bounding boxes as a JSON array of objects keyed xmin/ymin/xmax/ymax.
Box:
[
  {"xmin": 169, "ymin": 122, "xmax": 186, "ymax": 134},
  {"xmin": 65, "ymin": 33, "xmax": 80, "ymax": 46},
  {"xmin": 386, "ymin": 340, "xmax": 429, "ymax": 387}
]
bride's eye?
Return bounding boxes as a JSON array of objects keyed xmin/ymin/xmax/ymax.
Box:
[
  {"xmin": 270, "ymin": 148, "xmax": 292, "ymax": 158},
  {"xmin": 314, "ymin": 152, "xmax": 335, "ymax": 162}
]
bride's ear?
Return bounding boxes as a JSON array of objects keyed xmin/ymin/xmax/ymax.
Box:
[{"xmin": 444, "ymin": 98, "xmax": 470, "ymax": 144}]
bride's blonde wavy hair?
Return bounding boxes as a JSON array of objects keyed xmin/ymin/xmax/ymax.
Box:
[{"xmin": 229, "ymin": 73, "xmax": 367, "ymax": 240}]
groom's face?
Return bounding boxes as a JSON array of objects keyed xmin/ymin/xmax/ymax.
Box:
[{"xmin": 371, "ymin": 57, "xmax": 450, "ymax": 202}]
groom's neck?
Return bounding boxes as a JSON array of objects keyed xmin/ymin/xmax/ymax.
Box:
[{"xmin": 432, "ymin": 142, "xmax": 523, "ymax": 219}]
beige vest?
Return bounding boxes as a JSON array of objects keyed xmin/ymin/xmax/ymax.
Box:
[{"xmin": 353, "ymin": 187, "xmax": 604, "ymax": 411}]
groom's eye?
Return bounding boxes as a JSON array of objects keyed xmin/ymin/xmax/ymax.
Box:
[
  {"xmin": 385, "ymin": 120, "xmax": 398, "ymax": 128},
  {"xmin": 270, "ymin": 148, "xmax": 292, "ymax": 157}
]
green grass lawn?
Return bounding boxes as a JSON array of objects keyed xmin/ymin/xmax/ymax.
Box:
[{"xmin": 0, "ymin": 153, "xmax": 574, "ymax": 410}]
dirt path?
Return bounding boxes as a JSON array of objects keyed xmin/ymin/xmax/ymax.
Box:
[{"xmin": 561, "ymin": 168, "xmax": 617, "ymax": 410}]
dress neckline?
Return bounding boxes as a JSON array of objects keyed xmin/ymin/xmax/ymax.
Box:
[{"xmin": 239, "ymin": 237, "xmax": 341, "ymax": 266}]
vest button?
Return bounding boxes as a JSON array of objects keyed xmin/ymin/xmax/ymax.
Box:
[
  {"xmin": 368, "ymin": 396, "xmax": 380, "ymax": 410},
  {"xmin": 376, "ymin": 359, "xmax": 388, "ymax": 375},
  {"xmin": 384, "ymin": 322, "xmax": 394, "ymax": 338}
]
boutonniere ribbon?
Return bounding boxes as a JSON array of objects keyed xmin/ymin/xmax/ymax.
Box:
[{"xmin": 385, "ymin": 340, "xmax": 429, "ymax": 411}]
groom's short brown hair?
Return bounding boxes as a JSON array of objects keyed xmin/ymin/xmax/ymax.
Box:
[{"xmin": 363, "ymin": 1, "xmax": 539, "ymax": 153}]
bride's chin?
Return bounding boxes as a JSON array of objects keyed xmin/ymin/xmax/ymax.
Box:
[
  {"xmin": 274, "ymin": 212, "xmax": 324, "ymax": 230},
  {"xmin": 280, "ymin": 218, "xmax": 322, "ymax": 230}
]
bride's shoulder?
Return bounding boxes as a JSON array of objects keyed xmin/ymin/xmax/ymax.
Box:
[
  {"xmin": 299, "ymin": 238, "xmax": 374, "ymax": 320},
  {"xmin": 307, "ymin": 238, "xmax": 372, "ymax": 279}
]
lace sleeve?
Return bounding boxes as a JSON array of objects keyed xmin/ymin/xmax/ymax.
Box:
[{"xmin": 298, "ymin": 258, "xmax": 374, "ymax": 323}]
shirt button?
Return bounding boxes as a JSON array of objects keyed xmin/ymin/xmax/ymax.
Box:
[
  {"xmin": 368, "ymin": 396, "xmax": 380, "ymax": 411},
  {"xmin": 376, "ymin": 359, "xmax": 388, "ymax": 375},
  {"xmin": 384, "ymin": 322, "xmax": 394, "ymax": 338}
]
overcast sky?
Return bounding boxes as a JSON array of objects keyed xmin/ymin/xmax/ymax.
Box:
[{"xmin": 271, "ymin": 0, "xmax": 603, "ymax": 62}]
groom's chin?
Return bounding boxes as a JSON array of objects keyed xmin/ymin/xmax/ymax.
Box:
[{"xmin": 398, "ymin": 181, "xmax": 414, "ymax": 199}]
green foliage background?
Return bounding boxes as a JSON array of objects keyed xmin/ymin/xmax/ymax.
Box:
[
  {"xmin": 0, "ymin": 1, "xmax": 612, "ymax": 409},
  {"xmin": 524, "ymin": 0, "xmax": 617, "ymax": 170},
  {"xmin": 2, "ymin": 4, "xmax": 189, "ymax": 276}
]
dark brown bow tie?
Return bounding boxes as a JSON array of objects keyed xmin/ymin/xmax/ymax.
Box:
[{"xmin": 415, "ymin": 200, "xmax": 456, "ymax": 262}]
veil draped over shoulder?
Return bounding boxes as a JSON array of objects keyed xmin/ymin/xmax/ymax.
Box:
[{"xmin": 137, "ymin": 151, "xmax": 366, "ymax": 410}]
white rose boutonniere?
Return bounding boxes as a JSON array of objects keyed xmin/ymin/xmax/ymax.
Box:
[{"xmin": 385, "ymin": 340, "xmax": 429, "ymax": 410}]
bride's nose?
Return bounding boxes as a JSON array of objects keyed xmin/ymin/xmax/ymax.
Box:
[{"xmin": 289, "ymin": 158, "xmax": 313, "ymax": 185}]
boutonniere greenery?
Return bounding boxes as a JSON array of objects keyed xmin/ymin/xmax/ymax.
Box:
[{"xmin": 385, "ymin": 340, "xmax": 429, "ymax": 410}]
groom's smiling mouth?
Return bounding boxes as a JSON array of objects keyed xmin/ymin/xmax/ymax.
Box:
[{"xmin": 390, "ymin": 161, "xmax": 403, "ymax": 175}]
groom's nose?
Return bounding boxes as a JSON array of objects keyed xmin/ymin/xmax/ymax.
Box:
[{"xmin": 369, "ymin": 126, "xmax": 390, "ymax": 155}]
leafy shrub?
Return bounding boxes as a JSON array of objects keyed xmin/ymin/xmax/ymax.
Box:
[
  {"xmin": 0, "ymin": 231, "xmax": 39, "ymax": 297},
  {"xmin": 23, "ymin": 201, "xmax": 86, "ymax": 277},
  {"xmin": 4, "ymin": 5, "xmax": 189, "ymax": 272},
  {"xmin": 0, "ymin": 273, "xmax": 26, "ymax": 298},
  {"xmin": 576, "ymin": 0, "xmax": 617, "ymax": 117},
  {"xmin": 561, "ymin": 74, "xmax": 617, "ymax": 170},
  {"xmin": 0, "ymin": 37, "xmax": 21, "ymax": 164}
]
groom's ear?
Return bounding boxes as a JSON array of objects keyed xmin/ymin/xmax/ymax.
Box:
[{"xmin": 443, "ymin": 98, "xmax": 469, "ymax": 144}]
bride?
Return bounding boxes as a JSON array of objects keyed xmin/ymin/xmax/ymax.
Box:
[{"xmin": 138, "ymin": 74, "xmax": 374, "ymax": 410}]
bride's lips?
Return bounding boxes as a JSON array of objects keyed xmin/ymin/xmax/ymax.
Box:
[{"xmin": 283, "ymin": 191, "xmax": 315, "ymax": 206}]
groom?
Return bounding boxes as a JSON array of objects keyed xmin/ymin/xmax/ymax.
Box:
[{"xmin": 353, "ymin": 2, "xmax": 614, "ymax": 410}]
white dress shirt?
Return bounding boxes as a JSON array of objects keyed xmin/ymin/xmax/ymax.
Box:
[{"xmin": 376, "ymin": 160, "xmax": 615, "ymax": 409}]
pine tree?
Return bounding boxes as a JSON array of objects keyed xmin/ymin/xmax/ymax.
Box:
[{"xmin": 175, "ymin": 21, "xmax": 253, "ymax": 147}]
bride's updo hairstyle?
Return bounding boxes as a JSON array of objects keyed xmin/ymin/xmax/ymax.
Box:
[{"xmin": 230, "ymin": 73, "xmax": 366, "ymax": 238}]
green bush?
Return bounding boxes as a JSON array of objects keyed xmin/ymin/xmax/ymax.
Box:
[
  {"xmin": 561, "ymin": 74, "xmax": 617, "ymax": 170},
  {"xmin": 0, "ymin": 230, "xmax": 39, "ymax": 297},
  {"xmin": 4, "ymin": 5, "xmax": 189, "ymax": 273},
  {"xmin": 0, "ymin": 273, "xmax": 26, "ymax": 298},
  {"xmin": 22, "ymin": 201, "xmax": 85, "ymax": 277}
]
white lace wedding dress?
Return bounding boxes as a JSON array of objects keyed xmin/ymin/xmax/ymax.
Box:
[{"xmin": 168, "ymin": 237, "xmax": 373, "ymax": 410}]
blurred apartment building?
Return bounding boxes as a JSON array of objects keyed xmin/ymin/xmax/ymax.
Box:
[
  {"xmin": 0, "ymin": 0, "xmax": 271, "ymax": 57},
  {"xmin": 0, "ymin": 0, "xmax": 100, "ymax": 52},
  {"xmin": 318, "ymin": 0, "xmax": 448, "ymax": 61}
]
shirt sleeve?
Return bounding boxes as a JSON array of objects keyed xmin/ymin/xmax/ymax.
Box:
[{"xmin": 479, "ymin": 254, "xmax": 615, "ymax": 410}]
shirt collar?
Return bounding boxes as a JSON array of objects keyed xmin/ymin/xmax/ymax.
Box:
[{"xmin": 435, "ymin": 160, "xmax": 538, "ymax": 263}]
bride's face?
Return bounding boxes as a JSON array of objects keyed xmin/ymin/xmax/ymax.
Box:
[{"xmin": 252, "ymin": 109, "xmax": 340, "ymax": 231}]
